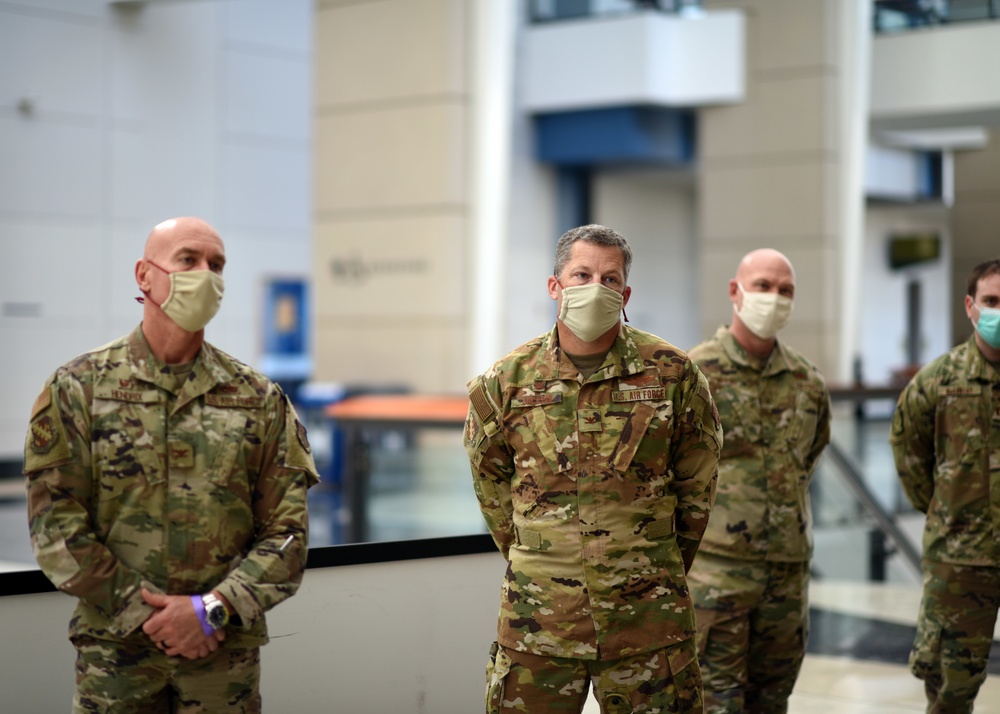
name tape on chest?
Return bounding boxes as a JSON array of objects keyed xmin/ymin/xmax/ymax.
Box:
[
  {"xmin": 204, "ymin": 394, "xmax": 264, "ymax": 409},
  {"xmin": 94, "ymin": 386, "xmax": 160, "ymax": 404},
  {"xmin": 941, "ymin": 386, "xmax": 981, "ymax": 397},
  {"xmin": 612, "ymin": 387, "xmax": 666, "ymax": 403},
  {"xmin": 512, "ymin": 393, "xmax": 563, "ymax": 408}
]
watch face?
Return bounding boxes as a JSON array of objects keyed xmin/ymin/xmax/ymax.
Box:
[{"xmin": 206, "ymin": 603, "xmax": 228, "ymax": 628}]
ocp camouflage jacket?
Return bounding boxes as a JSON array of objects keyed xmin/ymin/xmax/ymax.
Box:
[
  {"xmin": 24, "ymin": 325, "xmax": 319, "ymax": 647},
  {"xmin": 465, "ymin": 325, "xmax": 722, "ymax": 661},
  {"xmin": 891, "ymin": 335, "xmax": 1000, "ymax": 566},
  {"xmin": 690, "ymin": 326, "xmax": 831, "ymax": 563}
]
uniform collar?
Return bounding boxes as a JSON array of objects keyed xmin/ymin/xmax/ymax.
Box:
[
  {"xmin": 717, "ymin": 324, "xmax": 794, "ymax": 376},
  {"xmin": 128, "ymin": 324, "xmax": 236, "ymax": 412},
  {"xmin": 964, "ymin": 333, "xmax": 1000, "ymax": 382},
  {"xmin": 531, "ymin": 324, "xmax": 647, "ymax": 384}
]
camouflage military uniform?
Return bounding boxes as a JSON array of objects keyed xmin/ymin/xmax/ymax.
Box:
[
  {"xmin": 24, "ymin": 325, "xmax": 318, "ymax": 712},
  {"xmin": 891, "ymin": 335, "xmax": 1000, "ymax": 713},
  {"xmin": 686, "ymin": 326, "xmax": 830, "ymax": 714},
  {"xmin": 465, "ymin": 325, "xmax": 722, "ymax": 713}
]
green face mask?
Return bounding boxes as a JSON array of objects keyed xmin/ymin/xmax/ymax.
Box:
[
  {"xmin": 972, "ymin": 302, "xmax": 1000, "ymax": 349},
  {"xmin": 146, "ymin": 262, "xmax": 225, "ymax": 332},
  {"xmin": 558, "ymin": 283, "xmax": 623, "ymax": 342}
]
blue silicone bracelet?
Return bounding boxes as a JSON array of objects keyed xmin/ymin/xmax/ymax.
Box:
[{"xmin": 191, "ymin": 594, "xmax": 215, "ymax": 636}]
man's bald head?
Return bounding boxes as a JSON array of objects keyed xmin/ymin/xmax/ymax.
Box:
[
  {"xmin": 735, "ymin": 248, "xmax": 795, "ymax": 287},
  {"xmin": 143, "ymin": 217, "xmax": 224, "ymax": 265}
]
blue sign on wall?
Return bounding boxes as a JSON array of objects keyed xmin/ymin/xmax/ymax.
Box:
[{"xmin": 261, "ymin": 277, "xmax": 311, "ymax": 381}]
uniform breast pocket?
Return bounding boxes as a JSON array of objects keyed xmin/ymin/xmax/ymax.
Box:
[
  {"xmin": 508, "ymin": 403, "xmax": 573, "ymax": 477},
  {"xmin": 786, "ymin": 388, "xmax": 820, "ymax": 468},
  {"xmin": 206, "ymin": 408, "xmax": 253, "ymax": 503},
  {"xmin": 92, "ymin": 402, "xmax": 161, "ymax": 492},
  {"xmin": 610, "ymin": 400, "xmax": 672, "ymax": 476}
]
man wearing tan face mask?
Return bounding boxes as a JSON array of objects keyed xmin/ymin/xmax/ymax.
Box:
[
  {"xmin": 686, "ymin": 248, "xmax": 831, "ymax": 713},
  {"xmin": 24, "ymin": 217, "xmax": 319, "ymax": 712},
  {"xmin": 465, "ymin": 224, "xmax": 722, "ymax": 713}
]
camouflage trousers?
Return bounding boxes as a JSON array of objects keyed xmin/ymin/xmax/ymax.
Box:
[
  {"xmin": 687, "ymin": 553, "xmax": 809, "ymax": 714},
  {"xmin": 71, "ymin": 636, "xmax": 260, "ymax": 713},
  {"xmin": 484, "ymin": 639, "xmax": 704, "ymax": 714},
  {"xmin": 911, "ymin": 561, "xmax": 1000, "ymax": 714}
]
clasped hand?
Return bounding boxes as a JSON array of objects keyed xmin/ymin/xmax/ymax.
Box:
[{"xmin": 140, "ymin": 588, "xmax": 226, "ymax": 660}]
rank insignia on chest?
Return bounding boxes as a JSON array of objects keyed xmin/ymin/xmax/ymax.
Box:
[
  {"xmin": 168, "ymin": 440, "xmax": 194, "ymax": 468},
  {"xmin": 29, "ymin": 415, "xmax": 58, "ymax": 454}
]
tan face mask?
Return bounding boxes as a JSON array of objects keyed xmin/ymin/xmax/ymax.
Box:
[
  {"xmin": 144, "ymin": 262, "xmax": 225, "ymax": 332},
  {"xmin": 558, "ymin": 283, "xmax": 623, "ymax": 342}
]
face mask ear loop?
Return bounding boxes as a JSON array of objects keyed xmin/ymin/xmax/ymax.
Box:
[
  {"xmin": 136, "ymin": 259, "xmax": 170, "ymax": 306},
  {"xmin": 622, "ymin": 307, "xmax": 629, "ymax": 323}
]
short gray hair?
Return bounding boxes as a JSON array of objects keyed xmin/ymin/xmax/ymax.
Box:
[{"xmin": 553, "ymin": 224, "xmax": 633, "ymax": 283}]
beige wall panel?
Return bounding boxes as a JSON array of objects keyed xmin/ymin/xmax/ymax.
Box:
[
  {"xmin": 316, "ymin": 0, "xmax": 465, "ymax": 107},
  {"xmin": 753, "ymin": 0, "xmax": 837, "ymax": 73},
  {"xmin": 700, "ymin": 74, "xmax": 836, "ymax": 160},
  {"xmin": 314, "ymin": 215, "xmax": 464, "ymax": 319},
  {"xmin": 952, "ymin": 145, "xmax": 1000, "ymax": 198},
  {"xmin": 315, "ymin": 103, "xmax": 466, "ymax": 213},
  {"xmin": 950, "ymin": 202, "xmax": 1000, "ymax": 263},
  {"xmin": 780, "ymin": 330, "xmax": 832, "ymax": 376},
  {"xmin": 313, "ymin": 319, "xmax": 467, "ymax": 392},
  {"xmin": 700, "ymin": 162, "xmax": 837, "ymax": 240},
  {"xmin": 699, "ymin": 243, "xmax": 829, "ymax": 329}
]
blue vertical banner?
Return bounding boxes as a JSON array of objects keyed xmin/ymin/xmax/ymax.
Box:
[{"xmin": 260, "ymin": 277, "xmax": 312, "ymax": 383}]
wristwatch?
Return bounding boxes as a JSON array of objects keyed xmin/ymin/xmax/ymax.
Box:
[{"xmin": 202, "ymin": 593, "xmax": 230, "ymax": 630}]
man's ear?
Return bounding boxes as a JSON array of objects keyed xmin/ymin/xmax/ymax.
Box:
[
  {"xmin": 547, "ymin": 275, "xmax": 561, "ymax": 301},
  {"xmin": 135, "ymin": 259, "xmax": 149, "ymax": 292}
]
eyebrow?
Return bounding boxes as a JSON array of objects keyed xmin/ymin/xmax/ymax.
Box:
[{"xmin": 174, "ymin": 246, "xmax": 226, "ymax": 266}]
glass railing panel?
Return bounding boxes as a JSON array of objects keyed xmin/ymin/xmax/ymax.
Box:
[{"xmin": 811, "ymin": 402, "xmax": 923, "ymax": 586}]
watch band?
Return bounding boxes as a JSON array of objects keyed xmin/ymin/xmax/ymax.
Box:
[{"xmin": 191, "ymin": 594, "xmax": 215, "ymax": 636}]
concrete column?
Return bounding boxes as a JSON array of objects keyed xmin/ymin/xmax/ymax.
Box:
[
  {"xmin": 698, "ymin": 0, "xmax": 871, "ymax": 381},
  {"xmin": 950, "ymin": 132, "xmax": 1000, "ymax": 346},
  {"xmin": 313, "ymin": 0, "xmax": 471, "ymax": 392}
]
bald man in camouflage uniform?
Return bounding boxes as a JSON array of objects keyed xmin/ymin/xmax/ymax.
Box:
[
  {"xmin": 891, "ymin": 258, "xmax": 1000, "ymax": 714},
  {"xmin": 465, "ymin": 225, "xmax": 722, "ymax": 713},
  {"xmin": 24, "ymin": 217, "xmax": 318, "ymax": 713},
  {"xmin": 686, "ymin": 249, "xmax": 831, "ymax": 713}
]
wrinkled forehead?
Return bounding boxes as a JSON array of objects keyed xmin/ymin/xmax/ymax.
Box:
[
  {"xmin": 565, "ymin": 241, "xmax": 626, "ymax": 272},
  {"xmin": 144, "ymin": 218, "xmax": 224, "ymax": 260}
]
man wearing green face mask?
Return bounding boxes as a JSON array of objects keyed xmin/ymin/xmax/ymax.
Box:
[
  {"xmin": 892, "ymin": 258, "xmax": 1000, "ymax": 713},
  {"xmin": 465, "ymin": 224, "xmax": 722, "ymax": 713},
  {"xmin": 24, "ymin": 217, "xmax": 319, "ymax": 713}
]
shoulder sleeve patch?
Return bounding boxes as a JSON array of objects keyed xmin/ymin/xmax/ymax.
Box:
[
  {"xmin": 280, "ymin": 398, "xmax": 319, "ymax": 485},
  {"xmin": 24, "ymin": 384, "xmax": 73, "ymax": 472}
]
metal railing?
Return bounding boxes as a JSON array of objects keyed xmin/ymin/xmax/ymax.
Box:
[
  {"xmin": 874, "ymin": 0, "xmax": 999, "ymax": 33},
  {"xmin": 529, "ymin": 0, "xmax": 705, "ymax": 24}
]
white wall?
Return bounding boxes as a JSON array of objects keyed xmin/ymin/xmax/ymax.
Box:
[
  {"xmin": 0, "ymin": 550, "xmax": 506, "ymax": 713},
  {"xmin": 859, "ymin": 202, "xmax": 952, "ymax": 387},
  {"xmin": 0, "ymin": 0, "xmax": 313, "ymax": 460}
]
